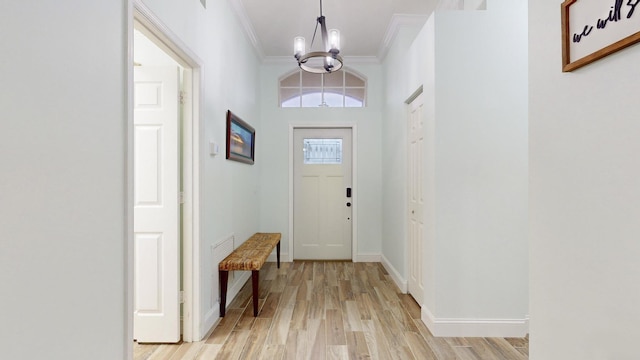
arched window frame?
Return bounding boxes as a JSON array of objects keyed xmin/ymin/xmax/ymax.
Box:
[{"xmin": 279, "ymin": 68, "xmax": 367, "ymax": 108}]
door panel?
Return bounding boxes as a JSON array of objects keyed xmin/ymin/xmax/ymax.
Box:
[
  {"xmin": 294, "ymin": 128, "xmax": 352, "ymax": 260},
  {"xmin": 408, "ymin": 94, "xmax": 425, "ymax": 306},
  {"xmin": 133, "ymin": 66, "xmax": 180, "ymax": 343}
]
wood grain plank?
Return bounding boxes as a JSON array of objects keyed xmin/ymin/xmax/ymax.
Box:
[
  {"xmin": 290, "ymin": 300, "xmax": 309, "ymax": 330},
  {"xmin": 215, "ymin": 330, "xmax": 250, "ymax": 360},
  {"xmin": 234, "ymin": 300, "xmax": 258, "ymax": 331},
  {"xmin": 405, "ymin": 331, "xmax": 437, "ymax": 360},
  {"xmin": 342, "ymin": 300, "xmax": 363, "ymax": 332},
  {"xmin": 307, "ymin": 319, "xmax": 327, "ymax": 360},
  {"xmin": 258, "ymin": 292, "xmax": 281, "ymax": 319},
  {"xmin": 325, "ymin": 285, "xmax": 341, "ymax": 310},
  {"xmin": 327, "ymin": 345, "xmax": 350, "ymax": 360},
  {"xmin": 345, "ymin": 331, "xmax": 371, "ymax": 360},
  {"xmin": 413, "ymin": 319, "xmax": 457, "ymax": 360},
  {"xmin": 284, "ymin": 330, "xmax": 307, "ymax": 360},
  {"xmin": 167, "ymin": 342, "xmax": 204, "ymax": 360},
  {"xmin": 238, "ymin": 317, "xmax": 272, "ymax": 360},
  {"xmin": 146, "ymin": 344, "xmax": 179, "ymax": 360},
  {"xmin": 296, "ymin": 279, "xmax": 312, "ymax": 301},
  {"xmin": 260, "ymin": 344, "xmax": 285, "ymax": 360},
  {"xmin": 485, "ymin": 338, "xmax": 528, "ymax": 360},
  {"xmin": 205, "ymin": 308, "xmax": 243, "ymax": 344},
  {"xmin": 194, "ymin": 344, "xmax": 221, "ymax": 359},
  {"xmin": 396, "ymin": 293, "xmax": 421, "ymax": 319},
  {"xmin": 266, "ymin": 306, "xmax": 294, "ymax": 345},
  {"xmin": 326, "ymin": 308, "xmax": 347, "ymax": 345},
  {"xmin": 453, "ymin": 346, "xmax": 483, "ymax": 360},
  {"xmin": 465, "ymin": 338, "xmax": 502, "ymax": 360},
  {"xmin": 338, "ymin": 280, "xmax": 355, "ymax": 301},
  {"xmin": 355, "ymin": 293, "xmax": 372, "ymax": 321},
  {"xmin": 362, "ymin": 319, "xmax": 393, "ymax": 360}
]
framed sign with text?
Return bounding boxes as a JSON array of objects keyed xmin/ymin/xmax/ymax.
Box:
[{"xmin": 562, "ymin": 0, "xmax": 640, "ymax": 72}]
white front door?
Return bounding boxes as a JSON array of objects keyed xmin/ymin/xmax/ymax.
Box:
[
  {"xmin": 133, "ymin": 65, "xmax": 181, "ymax": 343},
  {"xmin": 408, "ymin": 94, "xmax": 425, "ymax": 306},
  {"xmin": 293, "ymin": 128, "xmax": 352, "ymax": 260}
]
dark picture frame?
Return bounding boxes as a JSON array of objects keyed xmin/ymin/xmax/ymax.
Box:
[{"xmin": 226, "ymin": 110, "xmax": 255, "ymax": 165}]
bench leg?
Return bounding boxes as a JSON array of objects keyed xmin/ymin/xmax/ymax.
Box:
[
  {"xmin": 252, "ymin": 270, "xmax": 260, "ymax": 316},
  {"xmin": 277, "ymin": 241, "xmax": 281, "ymax": 269},
  {"xmin": 219, "ymin": 270, "xmax": 228, "ymax": 317}
]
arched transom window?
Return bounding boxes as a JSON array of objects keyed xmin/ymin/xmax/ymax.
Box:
[{"xmin": 279, "ymin": 69, "xmax": 366, "ymax": 108}]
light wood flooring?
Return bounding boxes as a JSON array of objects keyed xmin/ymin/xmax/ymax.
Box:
[{"xmin": 134, "ymin": 261, "xmax": 528, "ymax": 360}]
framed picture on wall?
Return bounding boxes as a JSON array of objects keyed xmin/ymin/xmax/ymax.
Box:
[{"xmin": 226, "ymin": 110, "xmax": 255, "ymax": 165}]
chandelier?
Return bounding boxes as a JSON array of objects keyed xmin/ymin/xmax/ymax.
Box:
[{"xmin": 293, "ymin": 0, "xmax": 343, "ymax": 74}]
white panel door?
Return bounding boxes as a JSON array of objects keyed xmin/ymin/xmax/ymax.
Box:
[
  {"xmin": 133, "ymin": 66, "xmax": 180, "ymax": 343},
  {"xmin": 408, "ymin": 94, "xmax": 425, "ymax": 306},
  {"xmin": 294, "ymin": 128, "xmax": 352, "ymax": 260}
]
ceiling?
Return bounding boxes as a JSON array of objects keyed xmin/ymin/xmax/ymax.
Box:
[{"xmin": 232, "ymin": 0, "xmax": 438, "ymax": 60}]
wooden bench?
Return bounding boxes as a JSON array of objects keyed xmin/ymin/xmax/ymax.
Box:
[{"xmin": 218, "ymin": 232, "xmax": 281, "ymax": 317}]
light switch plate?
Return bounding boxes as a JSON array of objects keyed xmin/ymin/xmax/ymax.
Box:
[{"xmin": 209, "ymin": 141, "xmax": 219, "ymax": 156}]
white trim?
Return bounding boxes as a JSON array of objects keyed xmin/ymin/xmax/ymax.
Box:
[
  {"xmin": 381, "ymin": 254, "xmax": 408, "ymax": 293},
  {"xmin": 131, "ymin": 0, "xmax": 204, "ymax": 344},
  {"xmin": 421, "ymin": 306, "xmax": 530, "ymax": 338},
  {"xmin": 378, "ymin": 14, "xmax": 429, "ymax": 61},
  {"xmin": 202, "ymin": 269, "xmax": 250, "ymax": 336},
  {"xmin": 354, "ymin": 254, "xmax": 381, "ymax": 262},
  {"xmin": 267, "ymin": 252, "xmax": 289, "ymax": 263},
  {"xmin": 288, "ymin": 124, "xmax": 358, "ymax": 263},
  {"xmin": 202, "ymin": 307, "xmax": 219, "ymax": 340},
  {"xmin": 228, "ymin": 0, "xmax": 265, "ymax": 60},
  {"xmin": 125, "ymin": 2, "xmax": 134, "ymax": 359}
]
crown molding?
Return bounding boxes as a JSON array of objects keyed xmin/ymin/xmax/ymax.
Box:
[
  {"xmin": 228, "ymin": 0, "xmax": 265, "ymax": 60},
  {"xmin": 377, "ymin": 14, "xmax": 429, "ymax": 61}
]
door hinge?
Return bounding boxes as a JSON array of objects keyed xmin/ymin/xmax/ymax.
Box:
[
  {"xmin": 179, "ymin": 191, "xmax": 185, "ymax": 204},
  {"xmin": 180, "ymin": 291, "xmax": 185, "ymax": 304},
  {"xmin": 179, "ymin": 91, "xmax": 186, "ymax": 105}
]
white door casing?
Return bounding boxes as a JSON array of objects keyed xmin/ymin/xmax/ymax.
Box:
[
  {"xmin": 408, "ymin": 93, "xmax": 425, "ymax": 306},
  {"xmin": 133, "ymin": 65, "xmax": 181, "ymax": 343},
  {"xmin": 293, "ymin": 128, "xmax": 353, "ymax": 260}
]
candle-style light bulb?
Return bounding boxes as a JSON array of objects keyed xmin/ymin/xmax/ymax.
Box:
[
  {"xmin": 294, "ymin": 37, "xmax": 305, "ymax": 58},
  {"xmin": 328, "ymin": 29, "xmax": 340, "ymax": 52}
]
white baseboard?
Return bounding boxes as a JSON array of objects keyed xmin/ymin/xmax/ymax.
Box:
[
  {"xmin": 200, "ymin": 271, "xmax": 251, "ymax": 340},
  {"xmin": 268, "ymin": 252, "xmax": 380, "ymax": 263},
  {"xmin": 201, "ymin": 307, "xmax": 219, "ymax": 341},
  {"xmin": 380, "ymin": 254, "xmax": 408, "ymax": 293},
  {"xmin": 355, "ymin": 253, "xmax": 381, "ymax": 262},
  {"xmin": 267, "ymin": 252, "xmax": 289, "ymax": 263},
  {"xmin": 421, "ymin": 306, "xmax": 529, "ymax": 338}
]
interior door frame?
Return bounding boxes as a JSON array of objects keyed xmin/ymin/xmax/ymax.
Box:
[
  {"xmin": 401, "ymin": 85, "xmax": 427, "ymax": 307},
  {"xmin": 289, "ymin": 124, "xmax": 358, "ymax": 262},
  {"xmin": 126, "ymin": 0, "xmax": 204, "ymax": 353},
  {"xmin": 405, "ymin": 87, "xmax": 425, "ymax": 304}
]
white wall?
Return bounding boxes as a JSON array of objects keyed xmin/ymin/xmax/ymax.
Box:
[
  {"xmin": 0, "ymin": 2, "xmax": 128, "ymax": 359},
  {"xmin": 380, "ymin": 25, "xmax": 426, "ymax": 288},
  {"xmin": 0, "ymin": 0, "xmax": 262, "ymax": 357},
  {"xmin": 382, "ymin": 0, "xmax": 529, "ymax": 337},
  {"xmin": 258, "ymin": 63, "xmax": 383, "ymax": 260},
  {"xmin": 140, "ymin": 0, "xmax": 262, "ymax": 336},
  {"xmin": 432, "ymin": 0, "xmax": 528, "ymax": 323},
  {"xmin": 529, "ymin": 0, "xmax": 640, "ymax": 358}
]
